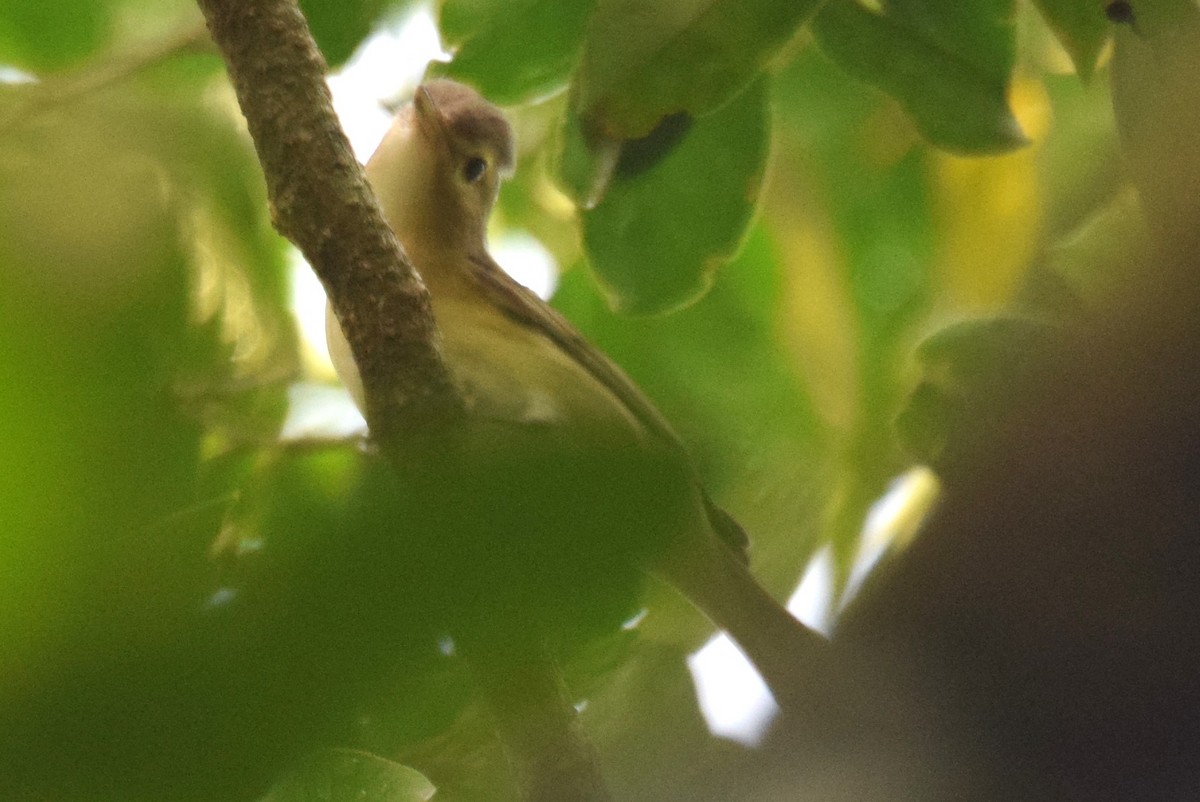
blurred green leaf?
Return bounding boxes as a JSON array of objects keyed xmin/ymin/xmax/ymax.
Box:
[
  {"xmin": 434, "ymin": 0, "xmax": 595, "ymax": 104},
  {"xmin": 299, "ymin": 0, "xmax": 412, "ymax": 67},
  {"xmin": 0, "ymin": 66, "xmax": 300, "ymax": 797},
  {"xmin": 263, "ymin": 749, "xmax": 435, "ymax": 802},
  {"xmin": 1031, "ymin": 0, "xmax": 1109, "ymax": 80},
  {"xmin": 224, "ymin": 444, "xmax": 423, "ymax": 635},
  {"xmin": 228, "ymin": 421, "xmax": 667, "ymax": 651},
  {"xmin": 1033, "ymin": 186, "xmax": 1146, "ymax": 315},
  {"xmin": 0, "ymin": 0, "xmax": 111, "ymax": 71},
  {"xmin": 1030, "ymin": 70, "xmax": 1121, "ymax": 239},
  {"xmin": 574, "ymin": 0, "xmax": 824, "ymax": 139},
  {"xmin": 813, "ymin": 0, "xmax": 1026, "ymax": 154},
  {"xmin": 0, "ymin": 97, "xmax": 209, "ymax": 687},
  {"xmin": 1110, "ymin": 0, "xmax": 1200, "ymax": 236},
  {"xmin": 896, "ymin": 316, "xmax": 1060, "ymax": 468},
  {"xmin": 888, "ymin": 0, "xmax": 1015, "ymax": 77},
  {"xmin": 581, "ymin": 78, "xmax": 769, "ymax": 315}
]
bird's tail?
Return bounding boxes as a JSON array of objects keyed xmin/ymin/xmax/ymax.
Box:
[{"xmin": 655, "ymin": 520, "xmax": 827, "ymax": 710}]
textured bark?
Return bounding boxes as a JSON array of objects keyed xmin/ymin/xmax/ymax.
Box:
[{"xmin": 196, "ymin": 0, "xmax": 462, "ymax": 442}]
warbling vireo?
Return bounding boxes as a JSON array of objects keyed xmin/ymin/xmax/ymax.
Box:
[{"xmin": 326, "ymin": 79, "xmax": 823, "ymax": 704}]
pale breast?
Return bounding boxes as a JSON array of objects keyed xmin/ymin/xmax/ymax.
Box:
[{"xmin": 434, "ymin": 296, "xmax": 648, "ymax": 447}]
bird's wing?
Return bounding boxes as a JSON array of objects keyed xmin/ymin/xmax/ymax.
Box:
[
  {"xmin": 465, "ymin": 251, "xmax": 750, "ymax": 557},
  {"xmin": 465, "ymin": 251, "xmax": 681, "ymax": 448}
]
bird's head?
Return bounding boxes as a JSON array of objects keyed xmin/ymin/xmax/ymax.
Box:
[{"xmin": 367, "ymin": 79, "xmax": 515, "ymax": 255}]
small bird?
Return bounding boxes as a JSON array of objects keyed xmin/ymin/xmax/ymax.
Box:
[{"xmin": 326, "ymin": 79, "xmax": 824, "ymax": 705}]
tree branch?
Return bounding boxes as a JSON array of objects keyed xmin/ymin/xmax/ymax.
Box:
[{"xmin": 195, "ymin": 0, "xmax": 462, "ymax": 444}]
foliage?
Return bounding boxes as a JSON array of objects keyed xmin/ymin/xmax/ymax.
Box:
[
  {"xmin": 262, "ymin": 749, "xmax": 435, "ymax": 802},
  {"xmin": 0, "ymin": 0, "xmax": 1175, "ymax": 799}
]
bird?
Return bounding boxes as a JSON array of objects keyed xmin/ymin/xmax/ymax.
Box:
[{"xmin": 325, "ymin": 78, "xmax": 825, "ymax": 706}]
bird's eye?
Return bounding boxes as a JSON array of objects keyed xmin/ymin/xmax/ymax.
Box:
[{"xmin": 463, "ymin": 156, "xmax": 488, "ymax": 183}]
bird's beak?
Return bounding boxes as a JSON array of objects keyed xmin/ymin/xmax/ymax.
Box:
[{"xmin": 413, "ymin": 86, "xmax": 450, "ymax": 148}]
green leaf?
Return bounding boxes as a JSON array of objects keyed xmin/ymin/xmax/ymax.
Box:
[
  {"xmin": 582, "ymin": 79, "xmax": 769, "ymax": 315},
  {"xmin": 433, "ymin": 0, "xmax": 595, "ymax": 104},
  {"xmin": 813, "ymin": 0, "xmax": 1026, "ymax": 154},
  {"xmin": 300, "ymin": 0, "xmax": 414, "ymax": 67},
  {"xmin": 1031, "ymin": 0, "xmax": 1109, "ymax": 80},
  {"xmin": 0, "ymin": 101, "xmax": 209, "ymax": 682},
  {"xmin": 574, "ymin": 0, "xmax": 825, "ymax": 139},
  {"xmin": 263, "ymin": 749, "xmax": 435, "ymax": 802},
  {"xmin": 0, "ymin": 0, "xmax": 111, "ymax": 71}
]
